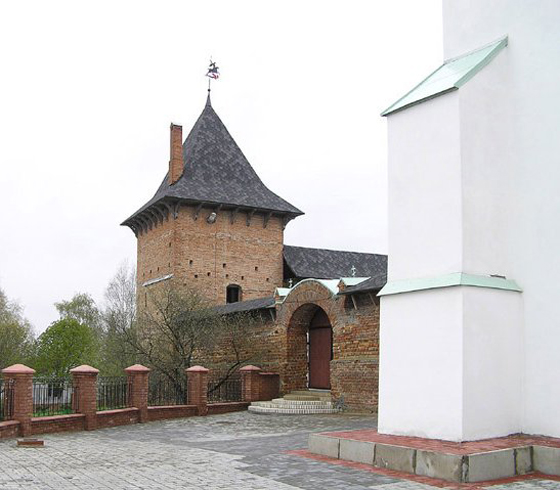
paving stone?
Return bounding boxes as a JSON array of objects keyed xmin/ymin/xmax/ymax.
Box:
[
  {"xmin": 534, "ymin": 446, "xmax": 560, "ymax": 476},
  {"xmin": 339, "ymin": 439, "xmax": 375, "ymax": 464},
  {"xmin": 1, "ymin": 412, "xmax": 559, "ymax": 490},
  {"xmin": 415, "ymin": 450, "xmax": 464, "ymax": 482},
  {"xmin": 466, "ymin": 449, "xmax": 516, "ymax": 482},
  {"xmin": 374, "ymin": 443, "xmax": 416, "ymax": 473}
]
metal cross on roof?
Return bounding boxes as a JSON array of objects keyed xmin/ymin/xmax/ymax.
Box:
[{"xmin": 350, "ymin": 265, "xmax": 357, "ymax": 277}]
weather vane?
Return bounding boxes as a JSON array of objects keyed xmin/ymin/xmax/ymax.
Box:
[{"xmin": 206, "ymin": 58, "xmax": 220, "ymax": 92}]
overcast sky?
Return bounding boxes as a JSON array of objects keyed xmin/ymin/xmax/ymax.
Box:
[{"xmin": 0, "ymin": 0, "xmax": 443, "ymax": 332}]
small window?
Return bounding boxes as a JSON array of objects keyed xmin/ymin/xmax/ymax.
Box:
[
  {"xmin": 207, "ymin": 272, "xmax": 211, "ymax": 277},
  {"xmin": 223, "ymin": 263, "xmax": 226, "ymax": 268},
  {"xmin": 226, "ymin": 284, "xmax": 242, "ymax": 304},
  {"xmin": 189, "ymin": 260, "xmax": 193, "ymax": 266},
  {"xmin": 255, "ymin": 266, "xmax": 258, "ymax": 271}
]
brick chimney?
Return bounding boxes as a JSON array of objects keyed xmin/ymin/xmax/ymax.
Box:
[{"xmin": 168, "ymin": 123, "xmax": 183, "ymax": 185}]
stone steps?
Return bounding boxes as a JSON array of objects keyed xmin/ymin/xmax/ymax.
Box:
[
  {"xmin": 252, "ymin": 399, "xmax": 333, "ymax": 408},
  {"xmin": 248, "ymin": 405, "xmax": 339, "ymax": 415},
  {"xmin": 283, "ymin": 394, "xmax": 331, "ymax": 401},
  {"xmin": 248, "ymin": 390, "xmax": 338, "ymax": 415}
]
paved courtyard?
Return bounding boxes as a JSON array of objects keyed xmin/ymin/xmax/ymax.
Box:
[{"xmin": 1, "ymin": 412, "xmax": 560, "ymax": 490}]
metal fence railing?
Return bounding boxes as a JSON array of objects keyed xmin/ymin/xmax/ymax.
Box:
[
  {"xmin": 97, "ymin": 377, "xmax": 130, "ymax": 411},
  {"xmin": 0, "ymin": 378, "xmax": 15, "ymax": 421},
  {"xmin": 32, "ymin": 377, "xmax": 77, "ymax": 417},
  {"xmin": 207, "ymin": 374, "xmax": 242, "ymax": 403},
  {"xmin": 148, "ymin": 373, "xmax": 187, "ymax": 406}
]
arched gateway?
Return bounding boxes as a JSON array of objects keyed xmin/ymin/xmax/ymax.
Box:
[{"xmin": 280, "ymin": 279, "xmax": 339, "ymax": 393}]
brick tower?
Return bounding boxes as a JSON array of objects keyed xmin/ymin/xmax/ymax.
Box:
[{"xmin": 122, "ymin": 95, "xmax": 303, "ymax": 307}]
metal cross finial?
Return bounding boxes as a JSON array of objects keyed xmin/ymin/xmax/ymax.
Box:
[
  {"xmin": 350, "ymin": 265, "xmax": 357, "ymax": 277},
  {"xmin": 288, "ymin": 278, "xmax": 293, "ymax": 288}
]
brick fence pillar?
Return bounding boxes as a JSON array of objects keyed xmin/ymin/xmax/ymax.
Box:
[
  {"xmin": 1, "ymin": 364, "xmax": 35, "ymax": 437},
  {"xmin": 240, "ymin": 365, "xmax": 261, "ymax": 402},
  {"xmin": 125, "ymin": 364, "xmax": 150, "ymax": 423},
  {"xmin": 186, "ymin": 366, "xmax": 208, "ymax": 416},
  {"xmin": 70, "ymin": 365, "xmax": 99, "ymax": 431}
]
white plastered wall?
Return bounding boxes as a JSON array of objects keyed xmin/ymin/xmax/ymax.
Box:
[
  {"xmin": 386, "ymin": 91, "xmax": 462, "ymax": 281},
  {"xmin": 443, "ymin": 0, "xmax": 560, "ymax": 438},
  {"xmin": 379, "ymin": 288, "xmax": 463, "ymax": 441},
  {"xmin": 462, "ymin": 287, "xmax": 523, "ymax": 441}
]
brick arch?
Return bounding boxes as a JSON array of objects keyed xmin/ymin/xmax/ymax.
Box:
[{"xmin": 277, "ymin": 280, "xmax": 340, "ymax": 393}]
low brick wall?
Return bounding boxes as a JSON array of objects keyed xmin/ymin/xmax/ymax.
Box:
[
  {"xmin": 208, "ymin": 402, "xmax": 249, "ymax": 415},
  {"xmin": 0, "ymin": 363, "xmax": 272, "ymax": 440},
  {"xmin": 0, "ymin": 421, "xmax": 20, "ymax": 439},
  {"xmin": 148, "ymin": 405, "xmax": 197, "ymax": 421},
  {"xmin": 96, "ymin": 408, "xmax": 139, "ymax": 429},
  {"xmin": 30, "ymin": 414, "xmax": 85, "ymax": 435}
]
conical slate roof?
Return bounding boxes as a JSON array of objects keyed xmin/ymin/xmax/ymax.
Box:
[{"xmin": 122, "ymin": 96, "xmax": 303, "ymax": 231}]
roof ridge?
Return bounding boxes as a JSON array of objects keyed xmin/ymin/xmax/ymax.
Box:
[{"xmin": 284, "ymin": 244, "xmax": 387, "ymax": 256}]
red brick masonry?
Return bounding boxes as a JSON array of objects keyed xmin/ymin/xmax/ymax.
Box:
[{"xmin": 322, "ymin": 429, "xmax": 560, "ymax": 454}]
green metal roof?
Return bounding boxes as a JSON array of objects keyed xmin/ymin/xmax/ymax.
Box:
[
  {"xmin": 381, "ymin": 37, "xmax": 508, "ymax": 116},
  {"xmin": 378, "ymin": 272, "xmax": 522, "ymax": 297}
]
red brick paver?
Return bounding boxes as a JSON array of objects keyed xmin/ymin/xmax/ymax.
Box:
[{"xmin": 321, "ymin": 429, "xmax": 560, "ymax": 455}]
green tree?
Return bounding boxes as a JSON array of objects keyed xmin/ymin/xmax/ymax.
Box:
[
  {"xmin": 0, "ymin": 286, "xmax": 34, "ymax": 369},
  {"xmin": 34, "ymin": 319, "xmax": 98, "ymax": 376},
  {"xmin": 55, "ymin": 293, "xmax": 102, "ymax": 332}
]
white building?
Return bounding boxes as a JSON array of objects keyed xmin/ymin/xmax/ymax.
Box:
[{"xmin": 379, "ymin": 0, "xmax": 560, "ymax": 442}]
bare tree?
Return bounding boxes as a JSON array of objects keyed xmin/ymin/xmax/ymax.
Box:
[
  {"xmin": 132, "ymin": 282, "xmax": 263, "ymax": 392},
  {"xmin": 101, "ymin": 262, "xmax": 138, "ymax": 374}
]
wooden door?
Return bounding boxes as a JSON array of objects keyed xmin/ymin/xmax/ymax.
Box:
[{"xmin": 308, "ymin": 309, "xmax": 332, "ymax": 389}]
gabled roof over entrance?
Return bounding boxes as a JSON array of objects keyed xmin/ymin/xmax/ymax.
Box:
[
  {"xmin": 381, "ymin": 36, "xmax": 507, "ymax": 116},
  {"xmin": 283, "ymin": 245, "xmax": 387, "ymax": 280},
  {"xmin": 122, "ymin": 96, "xmax": 303, "ymax": 230}
]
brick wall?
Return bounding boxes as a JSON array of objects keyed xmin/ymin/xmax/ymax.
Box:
[
  {"xmin": 96, "ymin": 408, "xmax": 139, "ymax": 429},
  {"xmin": 147, "ymin": 405, "xmax": 197, "ymax": 421},
  {"xmin": 137, "ymin": 204, "xmax": 284, "ymax": 310},
  {"xmin": 0, "ymin": 421, "xmax": 20, "ymax": 439},
  {"xmin": 175, "ymin": 282, "xmax": 380, "ymax": 412},
  {"xmin": 30, "ymin": 414, "xmax": 85, "ymax": 435}
]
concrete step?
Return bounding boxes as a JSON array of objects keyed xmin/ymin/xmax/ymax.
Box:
[
  {"xmin": 308, "ymin": 433, "xmax": 560, "ymax": 483},
  {"xmin": 283, "ymin": 394, "xmax": 327, "ymax": 401},
  {"xmin": 290, "ymin": 390, "xmax": 331, "ymax": 396},
  {"xmin": 252, "ymin": 400, "xmax": 333, "ymax": 408},
  {"xmin": 248, "ymin": 405, "xmax": 339, "ymax": 415},
  {"xmin": 271, "ymin": 398, "xmax": 333, "ymax": 407}
]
